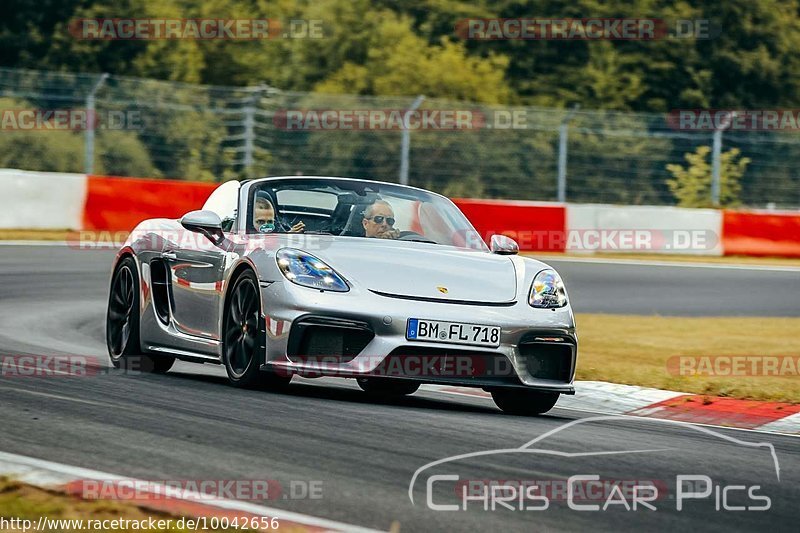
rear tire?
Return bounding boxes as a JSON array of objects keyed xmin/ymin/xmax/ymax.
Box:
[
  {"xmin": 491, "ymin": 389, "xmax": 559, "ymax": 415},
  {"xmin": 106, "ymin": 256, "xmax": 174, "ymax": 374},
  {"xmin": 357, "ymin": 378, "xmax": 420, "ymax": 396},
  {"xmin": 223, "ymin": 270, "xmax": 291, "ymax": 390}
]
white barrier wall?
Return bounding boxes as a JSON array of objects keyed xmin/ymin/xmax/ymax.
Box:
[
  {"xmin": 4, "ymin": 169, "xmax": 791, "ymax": 258},
  {"xmin": 0, "ymin": 169, "xmax": 87, "ymax": 229},
  {"xmin": 566, "ymin": 204, "xmax": 724, "ymax": 256}
]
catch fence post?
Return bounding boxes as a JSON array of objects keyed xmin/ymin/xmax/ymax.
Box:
[
  {"xmin": 557, "ymin": 104, "xmax": 580, "ymax": 203},
  {"xmin": 399, "ymin": 95, "xmax": 425, "ymax": 185},
  {"xmin": 84, "ymin": 73, "xmax": 109, "ymax": 175}
]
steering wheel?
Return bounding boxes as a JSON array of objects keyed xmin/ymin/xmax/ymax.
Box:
[
  {"xmin": 280, "ymin": 215, "xmax": 305, "ymax": 232},
  {"xmin": 397, "ymin": 231, "xmax": 437, "ymax": 244}
]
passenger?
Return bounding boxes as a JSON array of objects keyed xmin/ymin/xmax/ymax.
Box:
[
  {"xmin": 253, "ymin": 196, "xmax": 305, "ymax": 233},
  {"xmin": 362, "ymin": 199, "xmax": 400, "ymax": 239}
]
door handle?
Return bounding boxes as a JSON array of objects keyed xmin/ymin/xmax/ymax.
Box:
[{"xmin": 161, "ymin": 251, "xmax": 177, "ymax": 260}]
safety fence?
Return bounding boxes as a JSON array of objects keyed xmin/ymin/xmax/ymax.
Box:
[{"xmin": 2, "ymin": 67, "xmax": 800, "ymax": 208}]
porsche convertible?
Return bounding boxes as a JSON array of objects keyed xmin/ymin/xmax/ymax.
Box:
[{"xmin": 106, "ymin": 176, "xmax": 577, "ymax": 415}]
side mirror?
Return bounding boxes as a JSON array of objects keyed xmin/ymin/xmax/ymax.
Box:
[
  {"xmin": 180, "ymin": 210, "xmax": 224, "ymax": 245},
  {"xmin": 490, "ymin": 234, "xmax": 519, "ymax": 255}
]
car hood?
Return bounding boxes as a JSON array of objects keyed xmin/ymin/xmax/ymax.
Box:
[{"xmin": 311, "ymin": 238, "xmax": 518, "ymax": 303}]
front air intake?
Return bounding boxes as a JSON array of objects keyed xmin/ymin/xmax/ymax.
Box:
[
  {"xmin": 518, "ymin": 342, "xmax": 573, "ymax": 382},
  {"xmin": 287, "ymin": 316, "xmax": 374, "ymax": 363}
]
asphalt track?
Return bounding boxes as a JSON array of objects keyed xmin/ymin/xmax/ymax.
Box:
[{"xmin": 0, "ymin": 245, "xmax": 799, "ymax": 531}]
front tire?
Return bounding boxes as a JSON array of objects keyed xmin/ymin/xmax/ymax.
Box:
[
  {"xmin": 106, "ymin": 257, "xmax": 174, "ymax": 373},
  {"xmin": 357, "ymin": 378, "xmax": 420, "ymax": 396},
  {"xmin": 223, "ymin": 270, "xmax": 291, "ymax": 390},
  {"xmin": 491, "ymin": 389, "xmax": 559, "ymax": 415}
]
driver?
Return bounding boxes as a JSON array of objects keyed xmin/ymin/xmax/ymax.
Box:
[
  {"xmin": 362, "ymin": 199, "xmax": 400, "ymax": 239},
  {"xmin": 253, "ymin": 196, "xmax": 305, "ymax": 234}
]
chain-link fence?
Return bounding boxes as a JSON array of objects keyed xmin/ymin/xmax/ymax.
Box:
[{"xmin": 1, "ymin": 67, "xmax": 798, "ymax": 208}]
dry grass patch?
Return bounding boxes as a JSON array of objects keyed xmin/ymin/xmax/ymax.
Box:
[
  {"xmin": 0, "ymin": 229, "xmax": 71, "ymax": 241},
  {"xmin": 0, "ymin": 477, "xmax": 305, "ymax": 532},
  {"xmin": 576, "ymin": 313, "xmax": 800, "ymax": 402}
]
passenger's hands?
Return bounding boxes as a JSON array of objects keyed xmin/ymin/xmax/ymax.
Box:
[
  {"xmin": 376, "ymin": 228, "xmax": 400, "ymax": 239},
  {"xmin": 288, "ymin": 221, "xmax": 305, "ymax": 233}
]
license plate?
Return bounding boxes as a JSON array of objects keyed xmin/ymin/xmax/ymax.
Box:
[{"xmin": 406, "ymin": 318, "xmax": 501, "ymax": 348}]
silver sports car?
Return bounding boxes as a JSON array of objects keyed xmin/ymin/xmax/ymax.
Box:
[{"xmin": 106, "ymin": 177, "xmax": 577, "ymax": 415}]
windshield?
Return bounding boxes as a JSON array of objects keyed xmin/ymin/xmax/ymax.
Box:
[{"xmin": 248, "ymin": 178, "xmax": 488, "ymax": 251}]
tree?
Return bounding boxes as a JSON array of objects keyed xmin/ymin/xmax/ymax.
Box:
[
  {"xmin": 0, "ymin": 97, "xmax": 157, "ymax": 176},
  {"xmin": 44, "ymin": 0, "xmax": 204, "ymax": 82},
  {"xmin": 314, "ymin": 11, "xmax": 512, "ymax": 104},
  {"xmin": 666, "ymin": 145, "xmax": 750, "ymax": 207}
]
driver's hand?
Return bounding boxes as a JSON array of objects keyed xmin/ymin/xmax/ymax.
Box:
[
  {"xmin": 289, "ymin": 221, "xmax": 305, "ymax": 233},
  {"xmin": 376, "ymin": 228, "xmax": 400, "ymax": 239}
]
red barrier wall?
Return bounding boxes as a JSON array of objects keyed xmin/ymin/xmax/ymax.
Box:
[
  {"xmin": 77, "ymin": 175, "xmax": 800, "ymax": 258},
  {"xmin": 453, "ymin": 199, "xmax": 566, "ymax": 251},
  {"xmin": 83, "ymin": 175, "xmax": 216, "ymax": 231},
  {"xmin": 723, "ymin": 210, "xmax": 800, "ymax": 257}
]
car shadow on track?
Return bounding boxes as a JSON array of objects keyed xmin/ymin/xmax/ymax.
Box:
[{"xmin": 148, "ymin": 369, "xmax": 572, "ymax": 418}]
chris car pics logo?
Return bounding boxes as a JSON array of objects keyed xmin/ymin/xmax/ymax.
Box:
[{"xmin": 409, "ymin": 416, "xmax": 778, "ymax": 512}]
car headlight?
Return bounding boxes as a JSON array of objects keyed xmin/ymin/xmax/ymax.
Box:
[
  {"xmin": 276, "ymin": 248, "xmax": 349, "ymax": 292},
  {"xmin": 529, "ymin": 269, "xmax": 567, "ymax": 308}
]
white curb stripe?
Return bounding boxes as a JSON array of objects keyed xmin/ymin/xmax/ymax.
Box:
[
  {"xmin": 424, "ymin": 382, "xmax": 800, "ymax": 437},
  {"xmin": 757, "ymin": 412, "xmax": 800, "ymax": 435},
  {"xmin": 564, "ymin": 381, "xmax": 685, "ymax": 414},
  {"xmin": 424, "ymin": 381, "xmax": 684, "ymax": 415}
]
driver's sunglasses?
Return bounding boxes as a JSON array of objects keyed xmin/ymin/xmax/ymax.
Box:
[{"xmin": 366, "ymin": 216, "xmax": 395, "ymax": 226}]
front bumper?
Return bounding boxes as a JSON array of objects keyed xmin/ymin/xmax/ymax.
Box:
[{"xmin": 259, "ymin": 280, "xmax": 577, "ymax": 393}]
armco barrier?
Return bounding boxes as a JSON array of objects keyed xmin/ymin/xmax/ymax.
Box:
[
  {"xmin": 723, "ymin": 210, "xmax": 800, "ymax": 257},
  {"xmin": 566, "ymin": 204, "xmax": 724, "ymax": 256},
  {"xmin": 0, "ymin": 169, "xmax": 87, "ymax": 229},
  {"xmin": 453, "ymin": 199, "xmax": 566, "ymax": 252},
  {"xmin": 83, "ymin": 175, "xmax": 216, "ymax": 231}
]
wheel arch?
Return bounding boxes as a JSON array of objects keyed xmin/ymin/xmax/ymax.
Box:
[
  {"xmin": 107, "ymin": 250, "xmax": 143, "ymax": 359},
  {"xmin": 110, "ymin": 249, "xmax": 141, "ymax": 303},
  {"xmin": 219, "ymin": 260, "xmax": 267, "ymax": 374},
  {"xmin": 111, "ymin": 246, "xmax": 137, "ymax": 276},
  {"xmin": 220, "ymin": 260, "xmax": 262, "ymax": 336}
]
